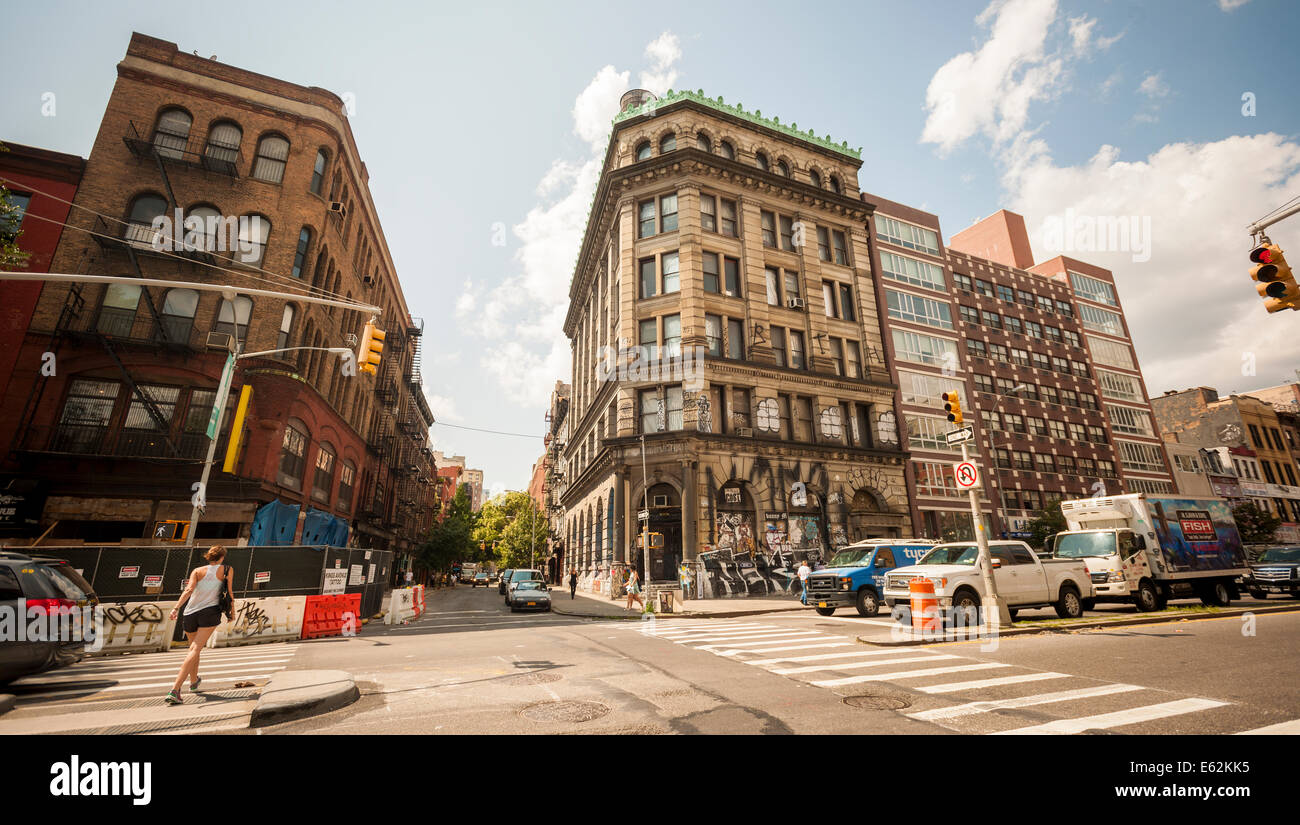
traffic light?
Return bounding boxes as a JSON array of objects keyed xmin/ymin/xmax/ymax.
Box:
[
  {"xmin": 356, "ymin": 321, "xmax": 386, "ymax": 374},
  {"xmin": 941, "ymin": 390, "xmax": 963, "ymax": 425},
  {"xmin": 1250, "ymin": 243, "xmax": 1300, "ymax": 313}
]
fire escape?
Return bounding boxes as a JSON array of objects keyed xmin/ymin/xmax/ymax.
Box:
[{"xmin": 10, "ymin": 120, "xmax": 242, "ymax": 462}]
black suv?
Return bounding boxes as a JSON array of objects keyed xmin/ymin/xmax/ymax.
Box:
[
  {"xmin": 0, "ymin": 551, "xmax": 99, "ymax": 685},
  {"xmin": 1244, "ymin": 546, "xmax": 1300, "ymax": 599},
  {"xmin": 497, "ymin": 569, "xmax": 515, "ymax": 595}
]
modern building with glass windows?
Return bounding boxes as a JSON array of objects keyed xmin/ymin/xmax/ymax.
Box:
[
  {"xmin": 558, "ymin": 89, "xmax": 909, "ymax": 600},
  {"xmin": 866, "ymin": 204, "xmax": 1175, "ymax": 540},
  {"xmin": 1, "ymin": 34, "xmax": 435, "ymax": 562}
]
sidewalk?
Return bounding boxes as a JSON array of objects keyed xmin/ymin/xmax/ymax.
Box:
[{"xmin": 549, "ymin": 586, "xmax": 813, "ymax": 620}]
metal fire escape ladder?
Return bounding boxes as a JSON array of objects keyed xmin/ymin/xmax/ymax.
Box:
[
  {"xmin": 8, "ymin": 283, "xmax": 87, "ymax": 457},
  {"xmin": 98, "ymin": 336, "xmax": 182, "ymax": 457},
  {"xmin": 123, "ymin": 244, "xmax": 172, "ymax": 344}
]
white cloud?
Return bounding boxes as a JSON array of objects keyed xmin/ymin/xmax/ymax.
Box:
[
  {"xmin": 1218, "ymin": 0, "xmax": 1250, "ymax": 11},
  {"xmin": 572, "ymin": 65, "xmax": 631, "ymax": 150},
  {"xmin": 1138, "ymin": 72, "xmax": 1170, "ymax": 98},
  {"xmin": 639, "ymin": 31, "xmax": 682, "ymax": 95},
  {"xmin": 921, "ymin": 0, "xmax": 1064, "ymax": 155},
  {"xmin": 1002, "ymin": 133, "xmax": 1300, "ymax": 397},
  {"xmin": 425, "ymin": 392, "xmax": 464, "ymax": 424}
]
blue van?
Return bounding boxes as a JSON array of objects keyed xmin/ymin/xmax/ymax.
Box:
[{"xmin": 803, "ymin": 540, "xmax": 937, "ymax": 616}]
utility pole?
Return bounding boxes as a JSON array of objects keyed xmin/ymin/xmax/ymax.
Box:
[
  {"xmin": 944, "ymin": 390, "xmax": 1007, "ymax": 632},
  {"xmin": 639, "ymin": 433, "xmax": 650, "ymax": 583}
]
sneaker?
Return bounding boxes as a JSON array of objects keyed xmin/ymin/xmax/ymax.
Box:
[
  {"xmin": 190, "ymin": 676, "xmax": 202, "ymax": 692},
  {"xmin": 164, "ymin": 690, "xmax": 182, "ymax": 706}
]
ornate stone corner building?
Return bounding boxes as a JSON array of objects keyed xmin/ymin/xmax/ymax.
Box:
[{"xmin": 560, "ymin": 90, "xmax": 909, "ymax": 599}]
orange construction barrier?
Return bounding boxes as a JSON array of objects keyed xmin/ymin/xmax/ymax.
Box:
[
  {"xmin": 301, "ymin": 593, "xmax": 363, "ymax": 639},
  {"xmin": 909, "ymin": 578, "xmax": 941, "ymax": 633},
  {"xmin": 412, "ymin": 585, "xmax": 424, "ymax": 617}
]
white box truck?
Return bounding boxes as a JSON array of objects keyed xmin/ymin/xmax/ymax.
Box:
[{"xmin": 1049, "ymin": 494, "xmax": 1249, "ymax": 611}]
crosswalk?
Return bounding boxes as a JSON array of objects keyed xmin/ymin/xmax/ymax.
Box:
[
  {"xmin": 624, "ymin": 619, "xmax": 1292, "ymax": 734},
  {"xmin": 2, "ymin": 643, "xmax": 299, "ymax": 733}
]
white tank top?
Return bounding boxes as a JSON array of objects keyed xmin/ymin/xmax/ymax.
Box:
[{"xmin": 184, "ymin": 564, "xmax": 225, "ymax": 615}]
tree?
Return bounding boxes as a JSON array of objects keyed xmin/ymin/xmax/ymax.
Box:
[
  {"xmin": 1232, "ymin": 502, "xmax": 1281, "ymax": 545},
  {"xmin": 417, "ymin": 483, "xmax": 476, "ymax": 574},
  {"xmin": 0, "ymin": 149, "xmax": 32, "ymax": 269},
  {"xmin": 472, "ymin": 491, "xmax": 549, "ymax": 570},
  {"xmin": 1024, "ymin": 497, "xmax": 1067, "ymax": 550}
]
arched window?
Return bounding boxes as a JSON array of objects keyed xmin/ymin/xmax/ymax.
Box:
[
  {"xmin": 278, "ymin": 418, "xmax": 309, "ymax": 490},
  {"xmin": 312, "ymin": 441, "xmax": 336, "ymax": 504},
  {"xmin": 719, "ymin": 140, "xmax": 735, "ymax": 160},
  {"xmin": 829, "ymin": 175, "xmax": 842, "ymax": 195},
  {"xmin": 809, "ymin": 169, "xmax": 822, "ymax": 188},
  {"xmin": 635, "ymin": 141, "xmax": 651, "ymax": 161},
  {"xmin": 215, "ymin": 295, "xmax": 252, "ymax": 344},
  {"xmin": 160, "ymin": 288, "xmax": 199, "ymax": 343},
  {"xmin": 152, "ymin": 108, "xmax": 191, "ymax": 159},
  {"xmin": 125, "ymin": 194, "xmax": 167, "ymax": 248},
  {"xmin": 276, "ymin": 304, "xmax": 295, "ymax": 351},
  {"xmin": 184, "ymin": 205, "xmax": 221, "ymax": 253},
  {"xmin": 338, "ymin": 460, "xmax": 356, "ymax": 512},
  {"xmin": 659, "ymin": 133, "xmax": 676, "ymax": 153},
  {"xmin": 291, "ymin": 227, "xmax": 312, "ymax": 278},
  {"xmin": 696, "ymin": 133, "xmax": 711, "ymax": 152},
  {"xmin": 755, "ymin": 151, "xmax": 769, "ymax": 171},
  {"xmin": 203, "ymin": 121, "xmax": 242, "ymax": 172},
  {"xmin": 237, "ymin": 214, "xmax": 270, "ymax": 266},
  {"xmin": 251, "ymin": 134, "xmax": 290, "ymax": 183},
  {"xmin": 97, "ymin": 284, "xmax": 141, "ymax": 336},
  {"xmin": 310, "ymin": 150, "xmax": 328, "ymax": 195},
  {"xmin": 776, "ymin": 159, "xmax": 790, "ymax": 177}
]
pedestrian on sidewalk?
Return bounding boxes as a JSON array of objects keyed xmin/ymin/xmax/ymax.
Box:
[
  {"xmin": 165, "ymin": 546, "xmax": 235, "ymax": 705},
  {"xmin": 796, "ymin": 557, "xmax": 811, "ymax": 605},
  {"xmin": 625, "ymin": 569, "xmax": 644, "ymax": 611},
  {"xmin": 568, "ymin": 568, "xmax": 578, "ymax": 599}
]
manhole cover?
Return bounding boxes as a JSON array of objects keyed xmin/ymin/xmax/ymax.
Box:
[
  {"xmin": 503, "ymin": 671, "xmax": 563, "ymax": 686},
  {"xmin": 520, "ymin": 700, "xmax": 610, "ymax": 723},
  {"xmin": 843, "ymin": 695, "xmax": 911, "ymax": 710}
]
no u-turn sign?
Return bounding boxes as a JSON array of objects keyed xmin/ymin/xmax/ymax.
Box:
[{"xmin": 954, "ymin": 461, "xmax": 979, "ymax": 489}]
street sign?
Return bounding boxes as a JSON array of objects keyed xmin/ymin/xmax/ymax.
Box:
[
  {"xmin": 945, "ymin": 426, "xmax": 974, "ymax": 445},
  {"xmin": 637, "ymin": 510, "xmax": 649, "ymax": 521},
  {"xmin": 207, "ymin": 352, "xmax": 236, "ymax": 440},
  {"xmin": 954, "ymin": 461, "xmax": 980, "ymax": 489}
]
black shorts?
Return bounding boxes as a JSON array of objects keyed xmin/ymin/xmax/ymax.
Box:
[{"xmin": 182, "ymin": 605, "xmax": 223, "ymax": 633}]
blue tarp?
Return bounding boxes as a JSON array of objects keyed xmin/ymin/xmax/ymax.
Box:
[
  {"xmin": 249, "ymin": 499, "xmax": 302, "ymax": 546},
  {"xmin": 301, "ymin": 507, "xmax": 349, "ymax": 547}
]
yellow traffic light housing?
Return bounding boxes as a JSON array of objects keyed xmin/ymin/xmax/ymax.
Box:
[
  {"xmin": 942, "ymin": 390, "xmax": 963, "ymax": 425},
  {"xmin": 1251, "ymin": 243, "xmax": 1299, "ymax": 313},
  {"xmin": 357, "ymin": 321, "xmax": 386, "ymax": 374}
]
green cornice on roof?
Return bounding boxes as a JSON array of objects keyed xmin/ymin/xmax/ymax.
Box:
[{"xmin": 611, "ymin": 88, "xmax": 862, "ymax": 160}]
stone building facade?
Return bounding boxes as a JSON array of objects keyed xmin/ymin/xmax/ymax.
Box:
[
  {"xmin": 1, "ymin": 33, "xmax": 435, "ymax": 556},
  {"xmin": 560, "ymin": 90, "xmax": 909, "ymax": 599}
]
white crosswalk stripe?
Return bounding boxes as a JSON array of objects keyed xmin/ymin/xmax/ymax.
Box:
[{"xmin": 621, "ymin": 619, "xmax": 1258, "ymax": 734}]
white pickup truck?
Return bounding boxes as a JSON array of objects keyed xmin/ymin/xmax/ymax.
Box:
[{"xmin": 882, "ymin": 540, "xmax": 1095, "ymax": 621}]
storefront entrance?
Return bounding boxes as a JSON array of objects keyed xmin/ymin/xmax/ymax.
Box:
[{"xmin": 642, "ymin": 483, "xmax": 681, "ymax": 582}]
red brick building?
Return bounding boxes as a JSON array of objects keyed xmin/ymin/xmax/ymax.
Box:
[{"xmin": 0, "ymin": 34, "xmax": 435, "ymax": 557}]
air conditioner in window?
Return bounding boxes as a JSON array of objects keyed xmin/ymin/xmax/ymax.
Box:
[
  {"xmin": 735, "ymin": 427, "xmax": 754, "ymax": 438},
  {"xmin": 206, "ymin": 331, "xmax": 234, "ymax": 352},
  {"xmin": 786, "ymin": 297, "xmax": 806, "ymax": 310},
  {"xmin": 329, "ymin": 201, "xmax": 347, "ymax": 218}
]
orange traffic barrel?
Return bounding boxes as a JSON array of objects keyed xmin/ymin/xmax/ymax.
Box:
[{"xmin": 909, "ymin": 577, "xmax": 940, "ymax": 633}]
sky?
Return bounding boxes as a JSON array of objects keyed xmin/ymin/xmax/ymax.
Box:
[{"xmin": 3, "ymin": 0, "xmax": 1300, "ymax": 496}]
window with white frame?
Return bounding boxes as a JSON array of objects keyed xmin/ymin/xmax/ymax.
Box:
[
  {"xmin": 1078, "ymin": 303, "xmax": 1125, "ymax": 337},
  {"xmin": 906, "ymin": 415, "xmax": 958, "ymax": 451},
  {"xmin": 914, "ymin": 460, "xmax": 963, "ymax": 498},
  {"xmin": 1128, "ymin": 478, "xmax": 1174, "ymax": 495},
  {"xmin": 1097, "ymin": 368, "xmax": 1145, "ymax": 402},
  {"xmin": 1087, "ymin": 335, "xmax": 1135, "ymax": 369},
  {"xmin": 874, "ymin": 214, "xmax": 939, "ymax": 255},
  {"xmin": 1117, "ymin": 440, "xmax": 1166, "ymax": 473},
  {"xmin": 892, "ymin": 330, "xmax": 958, "ymax": 367},
  {"xmin": 1107, "ymin": 404, "xmax": 1155, "ymax": 437},
  {"xmin": 1069, "ymin": 271, "xmax": 1118, "ymax": 306},
  {"xmin": 879, "ymin": 250, "xmax": 946, "ymax": 291},
  {"xmin": 886, "ymin": 289, "xmax": 953, "ymax": 329},
  {"xmin": 899, "ymin": 371, "xmax": 966, "ymax": 408}
]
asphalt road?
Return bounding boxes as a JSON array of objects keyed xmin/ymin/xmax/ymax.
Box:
[{"xmin": 246, "ymin": 585, "xmax": 1300, "ymax": 735}]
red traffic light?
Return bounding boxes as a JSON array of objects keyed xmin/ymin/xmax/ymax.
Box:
[{"xmin": 1250, "ymin": 246, "xmax": 1274, "ymax": 264}]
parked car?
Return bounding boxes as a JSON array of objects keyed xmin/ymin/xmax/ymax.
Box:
[
  {"xmin": 1242, "ymin": 546, "xmax": 1300, "ymax": 599},
  {"xmin": 805, "ymin": 539, "xmax": 937, "ymax": 616},
  {"xmin": 498, "ymin": 569, "xmax": 515, "ymax": 595},
  {"xmin": 504, "ymin": 569, "xmax": 544, "ymax": 603},
  {"xmin": 0, "ymin": 551, "xmax": 99, "ymax": 685},
  {"xmin": 882, "ymin": 540, "xmax": 1094, "ymax": 622},
  {"xmin": 507, "ymin": 580, "xmax": 552, "ymax": 612},
  {"xmin": 472, "ymin": 572, "xmax": 490, "ymax": 588}
]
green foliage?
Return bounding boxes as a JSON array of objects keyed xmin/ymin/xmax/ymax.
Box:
[
  {"xmin": 417, "ymin": 483, "xmax": 477, "ymax": 572},
  {"xmin": 471, "ymin": 491, "xmax": 549, "ymax": 570},
  {"xmin": 1024, "ymin": 497, "xmax": 1067, "ymax": 550},
  {"xmin": 1232, "ymin": 502, "xmax": 1281, "ymax": 545},
  {"xmin": 0, "ymin": 148, "xmax": 32, "ymax": 269}
]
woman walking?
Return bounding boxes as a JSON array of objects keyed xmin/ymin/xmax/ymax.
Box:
[
  {"xmin": 625, "ymin": 569, "xmax": 645, "ymax": 611},
  {"xmin": 568, "ymin": 568, "xmax": 578, "ymax": 599},
  {"xmin": 165, "ymin": 546, "xmax": 234, "ymax": 705}
]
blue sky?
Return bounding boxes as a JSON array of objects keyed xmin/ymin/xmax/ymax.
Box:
[{"xmin": 4, "ymin": 0, "xmax": 1299, "ymax": 494}]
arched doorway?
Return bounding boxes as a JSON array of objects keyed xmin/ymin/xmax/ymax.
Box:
[
  {"xmin": 641, "ymin": 483, "xmax": 681, "ymax": 583},
  {"xmin": 850, "ymin": 487, "xmax": 902, "ymax": 540},
  {"xmin": 787, "ymin": 488, "xmax": 826, "ymax": 565},
  {"xmin": 702, "ymin": 481, "xmax": 777, "ymax": 597}
]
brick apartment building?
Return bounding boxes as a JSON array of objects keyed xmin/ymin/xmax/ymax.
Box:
[
  {"xmin": 1153, "ymin": 386, "xmax": 1300, "ymax": 541},
  {"xmin": 867, "ymin": 204, "xmax": 1175, "ymax": 540},
  {"xmin": 559, "ymin": 89, "xmax": 909, "ymax": 598},
  {"xmin": 0, "ymin": 33, "xmax": 436, "ymax": 557}
]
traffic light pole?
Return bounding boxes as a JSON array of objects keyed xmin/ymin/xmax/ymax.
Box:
[
  {"xmin": 1248, "ymin": 202, "xmax": 1300, "ymax": 236},
  {"xmin": 961, "ymin": 440, "xmax": 1006, "ymax": 632}
]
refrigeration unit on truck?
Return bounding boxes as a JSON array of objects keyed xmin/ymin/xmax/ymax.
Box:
[{"xmin": 1049, "ymin": 494, "xmax": 1249, "ymax": 611}]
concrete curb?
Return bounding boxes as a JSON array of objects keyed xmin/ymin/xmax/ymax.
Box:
[
  {"xmin": 858, "ymin": 604, "xmax": 1300, "ymax": 646},
  {"xmin": 0, "ymin": 694, "xmax": 14, "ymax": 716},
  {"xmin": 249, "ymin": 669, "xmax": 359, "ymax": 728}
]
